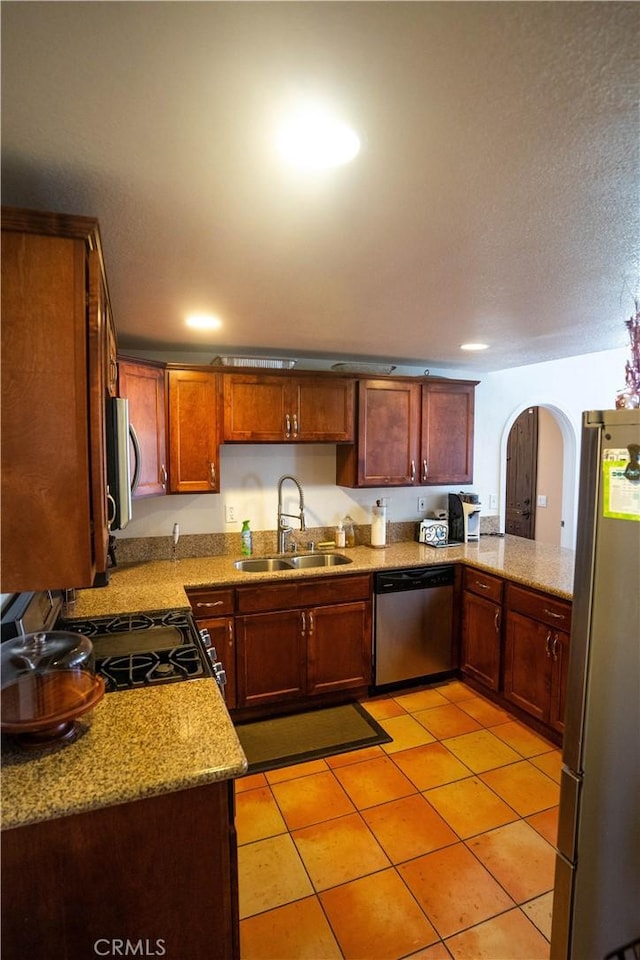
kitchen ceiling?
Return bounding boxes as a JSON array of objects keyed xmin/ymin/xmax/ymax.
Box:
[{"xmin": 1, "ymin": 1, "xmax": 638, "ymax": 373}]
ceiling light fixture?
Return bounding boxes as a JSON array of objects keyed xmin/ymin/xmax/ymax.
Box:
[
  {"xmin": 186, "ymin": 313, "xmax": 223, "ymax": 331},
  {"xmin": 275, "ymin": 100, "xmax": 360, "ymax": 170},
  {"xmin": 460, "ymin": 342, "xmax": 489, "ymax": 351}
]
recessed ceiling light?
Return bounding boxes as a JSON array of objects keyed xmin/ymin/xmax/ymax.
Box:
[
  {"xmin": 460, "ymin": 342, "xmax": 489, "ymax": 351},
  {"xmin": 186, "ymin": 313, "xmax": 223, "ymax": 331},
  {"xmin": 275, "ymin": 100, "xmax": 360, "ymax": 169}
]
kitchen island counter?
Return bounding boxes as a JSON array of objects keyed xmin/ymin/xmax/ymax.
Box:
[
  {"xmin": 1, "ymin": 678, "xmax": 247, "ymax": 830},
  {"xmin": 66, "ymin": 534, "xmax": 575, "ymax": 621}
]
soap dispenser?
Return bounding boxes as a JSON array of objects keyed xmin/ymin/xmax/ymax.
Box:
[{"xmin": 241, "ymin": 520, "xmax": 252, "ymax": 556}]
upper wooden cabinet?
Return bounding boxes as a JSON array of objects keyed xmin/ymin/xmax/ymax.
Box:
[
  {"xmin": 1, "ymin": 206, "xmax": 112, "ymax": 592},
  {"xmin": 167, "ymin": 369, "xmax": 221, "ymax": 493},
  {"xmin": 336, "ymin": 377, "xmax": 477, "ymax": 488},
  {"xmin": 118, "ymin": 359, "xmax": 167, "ymax": 498},
  {"xmin": 222, "ymin": 373, "xmax": 355, "ymax": 442},
  {"xmin": 421, "ymin": 381, "xmax": 475, "ymax": 485}
]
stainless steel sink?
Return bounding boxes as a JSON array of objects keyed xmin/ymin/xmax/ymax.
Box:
[
  {"xmin": 234, "ymin": 557, "xmax": 294, "ymax": 572},
  {"xmin": 233, "ymin": 553, "xmax": 353, "ymax": 572},
  {"xmin": 289, "ymin": 553, "xmax": 352, "ymax": 568}
]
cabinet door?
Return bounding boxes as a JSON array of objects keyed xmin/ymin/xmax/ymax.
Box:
[
  {"xmin": 1, "ymin": 219, "xmax": 106, "ymax": 592},
  {"xmin": 461, "ymin": 591, "xmax": 502, "ymax": 691},
  {"xmin": 223, "ymin": 375, "xmax": 289, "ymax": 441},
  {"xmin": 236, "ymin": 610, "xmax": 306, "ymax": 707},
  {"xmin": 295, "ymin": 378, "xmax": 355, "ymax": 441},
  {"xmin": 549, "ymin": 629, "xmax": 570, "ymax": 734},
  {"xmin": 503, "ymin": 611, "xmax": 551, "ymax": 722},
  {"xmin": 339, "ymin": 379, "xmax": 421, "ymax": 486},
  {"xmin": 421, "ymin": 381, "xmax": 475, "ymax": 484},
  {"xmin": 118, "ymin": 360, "xmax": 167, "ymax": 498},
  {"xmin": 307, "ymin": 600, "xmax": 372, "ymax": 696},
  {"xmin": 168, "ymin": 369, "xmax": 220, "ymax": 493}
]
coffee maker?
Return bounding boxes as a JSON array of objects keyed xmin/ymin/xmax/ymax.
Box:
[{"xmin": 448, "ymin": 493, "xmax": 481, "ymax": 543}]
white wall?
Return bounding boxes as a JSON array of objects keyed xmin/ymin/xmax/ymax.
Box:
[
  {"xmin": 535, "ymin": 408, "xmax": 564, "ymax": 545},
  {"xmin": 117, "ymin": 347, "xmax": 628, "ymax": 548}
]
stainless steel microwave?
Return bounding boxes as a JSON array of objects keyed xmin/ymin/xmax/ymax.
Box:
[{"xmin": 106, "ymin": 397, "xmax": 139, "ymax": 530}]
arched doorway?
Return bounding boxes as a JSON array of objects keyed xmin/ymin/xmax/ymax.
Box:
[{"xmin": 500, "ymin": 404, "xmax": 578, "ymax": 549}]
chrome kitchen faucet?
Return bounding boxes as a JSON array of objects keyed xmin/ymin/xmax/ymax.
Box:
[{"xmin": 277, "ymin": 475, "xmax": 306, "ymax": 553}]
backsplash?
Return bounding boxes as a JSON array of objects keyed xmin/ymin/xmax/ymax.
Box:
[{"xmin": 112, "ymin": 516, "xmax": 500, "ymax": 565}]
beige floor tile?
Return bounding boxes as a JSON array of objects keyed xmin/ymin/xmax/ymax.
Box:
[
  {"xmin": 270, "ymin": 770, "xmax": 355, "ymax": 830},
  {"xmin": 445, "ymin": 907, "xmax": 550, "ymax": 959},
  {"xmin": 292, "ymin": 811, "xmax": 389, "ymax": 890},
  {"xmin": 238, "ymin": 834, "xmax": 314, "ymax": 919},
  {"xmin": 531, "ymin": 749, "xmax": 563, "ymax": 783},
  {"xmin": 413, "ymin": 703, "xmax": 483, "ymax": 739},
  {"xmin": 481, "ymin": 761, "xmax": 560, "ymax": 816},
  {"xmin": 236, "ymin": 785, "xmax": 287, "ymax": 845},
  {"xmin": 522, "ymin": 890, "xmax": 554, "ymax": 940},
  {"xmin": 325, "ymin": 744, "xmax": 386, "ymax": 768},
  {"xmin": 491, "ymin": 720, "xmax": 556, "ymax": 757},
  {"xmin": 399, "ymin": 843, "xmax": 514, "ymax": 938},
  {"xmin": 467, "ymin": 820, "xmax": 556, "ymax": 902},
  {"xmin": 320, "ymin": 868, "xmax": 438, "ymax": 959},
  {"xmin": 392, "ymin": 741, "xmax": 472, "ymax": 791},
  {"xmin": 394, "ymin": 688, "xmax": 451, "ymax": 712},
  {"xmin": 361, "ymin": 696, "xmax": 407, "ymax": 720},
  {"xmin": 526, "ymin": 806, "xmax": 559, "ymax": 846},
  {"xmin": 235, "ymin": 771, "xmax": 267, "ymax": 793},
  {"xmin": 240, "ymin": 895, "xmax": 343, "ymax": 959},
  {"xmin": 362, "ymin": 793, "xmax": 458, "ymax": 863},
  {"xmin": 433, "ymin": 680, "xmax": 477, "ymax": 703},
  {"xmin": 457, "ymin": 696, "xmax": 513, "ymax": 727},
  {"xmin": 333, "ymin": 755, "xmax": 417, "ymax": 809},
  {"xmin": 424, "ymin": 776, "xmax": 517, "ymax": 838},
  {"xmin": 379, "ymin": 713, "xmax": 437, "ymax": 753},
  {"xmin": 443, "ymin": 728, "xmax": 521, "ymax": 772},
  {"xmin": 265, "ymin": 758, "xmax": 329, "ymax": 783}
]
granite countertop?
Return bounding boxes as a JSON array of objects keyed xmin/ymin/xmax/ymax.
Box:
[
  {"xmin": 1, "ymin": 680, "xmax": 247, "ymax": 831},
  {"xmin": 65, "ymin": 535, "xmax": 575, "ymax": 620}
]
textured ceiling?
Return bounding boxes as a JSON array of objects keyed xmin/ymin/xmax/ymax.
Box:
[{"xmin": 2, "ymin": 1, "xmax": 639, "ymax": 373}]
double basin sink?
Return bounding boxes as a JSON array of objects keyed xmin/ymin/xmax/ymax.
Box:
[{"xmin": 234, "ymin": 553, "xmax": 352, "ymax": 573}]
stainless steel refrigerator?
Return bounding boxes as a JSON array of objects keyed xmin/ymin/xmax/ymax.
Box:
[{"xmin": 551, "ymin": 409, "xmax": 640, "ymax": 959}]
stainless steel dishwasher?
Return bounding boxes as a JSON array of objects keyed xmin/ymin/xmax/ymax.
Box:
[{"xmin": 374, "ymin": 566, "xmax": 455, "ymax": 688}]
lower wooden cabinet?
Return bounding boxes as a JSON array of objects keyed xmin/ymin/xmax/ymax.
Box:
[
  {"xmin": 504, "ymin": 583, "xmax": 572, "ymax": 735},
  {"xmin": 235, "ymin": 575, "xmax": 372, "ymax": 714},
  {"xmin": 1, "ymin": 781, "xmax": 240, "ymax": 960},
  {"xmin": 461, "ymin": 568, "xmax": 504, "ymax": 691},
  {"xmin": 188, "ymin": 587, "xmax": 237, "ymax": 709}
]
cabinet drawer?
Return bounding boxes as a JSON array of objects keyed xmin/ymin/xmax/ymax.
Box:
[
  {"xmin": 236, "ymin": 574, "xmax": 371, "ymax": 614},
  {"xmin": 187, "ymin": 587, "xmax": 235, "ymax": 618},
  {"xmin": 463, "ymin": 567, "xmax": 504, "ymax": 603},
  {"xmin": 506, "ymin": 583, "xmax": 572, "ymax": 632}
]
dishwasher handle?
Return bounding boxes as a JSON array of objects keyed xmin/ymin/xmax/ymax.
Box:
[{"xmin": 375, "ymin": 566, "xmax": 455, "ymax": 593}]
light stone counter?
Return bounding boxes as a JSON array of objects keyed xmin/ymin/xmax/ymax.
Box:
[
  {"xmin": 1, "ymin": 679, "xmax": 247, "ymax": 830},
  {"xmin": 66, "ymin": 535, "xmax": 574, "ymax": 620}
]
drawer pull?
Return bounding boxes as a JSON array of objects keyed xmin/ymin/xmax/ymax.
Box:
[
  {"xmin": 474, "ymin": 581, "xmax": 491, "ymax": 591},
  {"xmin": 544, "ymin": 607, "xmax": 566, "ymax": 622},
  {"xmin": 196, "ymin": 600, "xmax": 224, "ymax": 608}
]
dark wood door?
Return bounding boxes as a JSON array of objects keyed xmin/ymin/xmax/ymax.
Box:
[
  {"xmin": 118, "ymin": 360, "xmax": 167, "ymax": 498},
  {"xmin": 236, "ymin": 610, "xmax": 306, "ymax": 707},
  {"xmin": 506, "ymin": 407, "xmax": 538, "ymax": 538},
  {"xmin": 549, "ymin": 628, "xmax": 570, "ymax": 734},
  {"xmin": 461, "ymin": 592, "xmax": 502, "ymax": 691},
  {"xmin": 307, "ymin": 600, "xmax": 372, "ymax": 695},
  {"xmin": 347, "ymin": 379, "xmax": 421, "ymax": 486},
  {"xmin": 168, "ymin": 369, "xmax": 220, "ymax": 492},
  {"xmin": 503, "ymin": 611, "xmax": 550, "ymax": 722},
  {"xmin": 421, "ymin": 381, "xmax": 475, "ymax": 484},
  {"xmin": 223, "ymin": 374, "xmax": 289, "ymax": 441},
  {"xmin": 295, "ymin": 377, "xmax": 355, "ymax": 442}
]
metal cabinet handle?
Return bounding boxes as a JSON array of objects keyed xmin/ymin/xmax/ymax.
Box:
[
  {"xmin": 494, "ymin": 609, "xmax": 500, "ymax": 634},
  {"xmin": 308, "ymin": 611, "xmax": 314, "ymax": 635},
  {"xmin": 422, "ymin": 459, "xmax": 428, "ymax": 481},
  {"xmin": 545, "ymin": 630, "xmax": 553, "ymax": 657},
  {"xmin": 228, "ymin": 620, "xmax": 233, "ymax": 647},
  {"xmin": 301, "ymin": 611, "xmax": 306, "ymax": 635},
  {"xmin": 209, "ymin": 461, "xmax": 216, "ymax": 488},
  {"xmin": 196, "ymin": 600, "xmax": 223, "ymax": 608},
  {"xmin": 552, "ymin": 634, "xmax": 559, "ymax": 660},
  {"xmin": 410, "ymin": 459, "xmax": 416, "ymax": 481},
  {"xmin": 285, "ymin": 413, "xmax": 291, "ymax": 438},
  {"xmin": 292, "ymin": 414, "xmax": 298, "ymax": 436},
  {"xmin": 544, "ymin": 607, "xmax": 566, "ymax": 622},
  {"xmin": 475, "ymin": 580, "xmax": 491, "ymax": 590},
  {"xmin": 160, "ymin": 464, "xmax": 167, "ymax": 490}
]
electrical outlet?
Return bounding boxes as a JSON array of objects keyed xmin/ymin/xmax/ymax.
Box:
[
  {"xmin": 489, "ymin": 494, "xmax": 498, "ymax": 509},
  {"xmin": 224, "ymin": 504, "xmax": 237, "ymax": 524},
  {"xmin": 417, "ymin": 497, "xmax": 426, "ymax": 512}
]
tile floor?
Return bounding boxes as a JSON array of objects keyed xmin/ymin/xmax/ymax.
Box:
[{"xmin": 235, "ymin": 680, "xmax": 561, "ymax": 959}]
